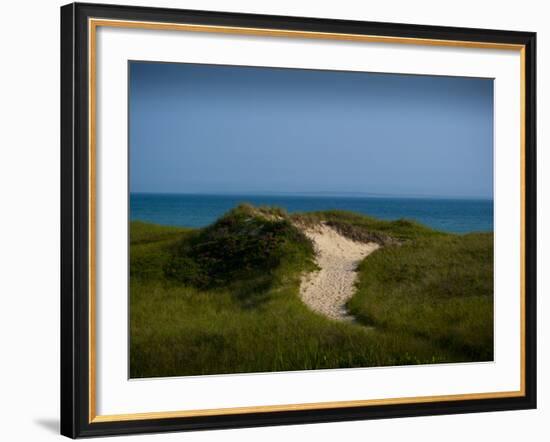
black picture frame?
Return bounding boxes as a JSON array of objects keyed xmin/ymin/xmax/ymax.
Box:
[{"xmin": 61, "ymin": 2, "xmax": 537, "ymax": 438}]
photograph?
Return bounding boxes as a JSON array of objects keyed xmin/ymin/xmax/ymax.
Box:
[
  {"xmin": 128, "ymin": 61, "xmax": 495, "ymax": 379},
  {"xmin": 0, "ymin": 0, "xmax": 544, "ymax": 437},
  {"xmin": 56, "ymin": 2, "xmax": 537, "ymax": 437}
]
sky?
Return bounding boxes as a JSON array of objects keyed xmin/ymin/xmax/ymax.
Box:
[{"xmin": 129, "ymin": 61, "xmax": 494, "ymax": 199}]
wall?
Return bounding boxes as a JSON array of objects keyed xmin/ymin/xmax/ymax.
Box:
[{"xmin": 0, "ymin": 0, "xmax": 546, "ymax": 440}]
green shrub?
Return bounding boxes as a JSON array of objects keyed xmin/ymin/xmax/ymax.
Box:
[{"xmin": 165, "ymin": 204, "xmax": 314, "ymax": 288}]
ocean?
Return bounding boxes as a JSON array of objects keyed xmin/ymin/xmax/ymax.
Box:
[{"xmin": 130, "ymin": 193, "xmax": 493, "ymax": 234}]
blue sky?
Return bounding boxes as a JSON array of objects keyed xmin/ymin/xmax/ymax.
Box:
[{"xmin": 129, "ymin": 62, "xmax": 493, "ymax": 199}]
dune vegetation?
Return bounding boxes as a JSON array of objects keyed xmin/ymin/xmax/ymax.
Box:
[{"xmin": 129, "ymin": 204, "xmax": 493, "ymax": 378}]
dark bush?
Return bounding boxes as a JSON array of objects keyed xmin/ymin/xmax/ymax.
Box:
[{"xmin": 165, "ymin": 205, "xmax": 313, "ymax": 288}]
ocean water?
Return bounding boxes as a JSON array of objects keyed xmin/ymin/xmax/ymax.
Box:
[{"xmin": 130, "ymin": 193, "xmax": 493, "ymax": 234}]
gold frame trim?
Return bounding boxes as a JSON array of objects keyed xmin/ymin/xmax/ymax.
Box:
[{"xmin": 88, "ymin": 18, "xmax": 527, "ymax": 424}]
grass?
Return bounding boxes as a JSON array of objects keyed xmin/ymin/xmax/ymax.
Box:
[
  {"xmin": 348, "ymin": 233, "xmax": 494, "ymax": 361},
  {"xmin": 130, "ymin": 205, "xmax": 493, "ymax": 378},
  {"xmin": 292, "ymin": 210, "xmax": 443, "ymax": 244}
]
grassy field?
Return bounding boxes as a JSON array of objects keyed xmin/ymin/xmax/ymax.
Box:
[{"xmin": 130, "ymin": 205, "xmax": 493, "ymax": 378}]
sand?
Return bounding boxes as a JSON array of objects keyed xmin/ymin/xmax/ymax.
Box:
[{"xmin": 298, "ymin": 223, "xmax": 379, "ymax": 321}]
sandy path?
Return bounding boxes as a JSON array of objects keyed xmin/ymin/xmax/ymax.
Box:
[{"xmin": 298, "ymin": 223, "xmax": 379, "ymax": 321}]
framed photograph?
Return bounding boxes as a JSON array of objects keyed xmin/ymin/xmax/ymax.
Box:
[{"xmin": 60, "ymin": 2, "xmax": 537, "ymax": 438}]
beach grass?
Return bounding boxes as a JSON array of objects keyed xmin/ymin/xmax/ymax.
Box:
[
  {"xmin": 348, "ymin": 232, "xmax": 494, "ymax": 361},
  {"xmin": 129, "ymin": 205, "xmax": 493, "ymax": 378}
]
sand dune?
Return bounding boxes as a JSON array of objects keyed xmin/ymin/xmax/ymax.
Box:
[{"xmin": 298, "ymin": 223, "xmax": 379, "ymax": 321}]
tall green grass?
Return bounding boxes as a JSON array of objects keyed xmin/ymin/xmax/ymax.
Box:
[
  {"xmin": 130, "ymin": 205, "xmax": 493, "ymax": 378},
  {"xmin": 348, "ymin": 233, "xmax": 494, "ymax": 361}
]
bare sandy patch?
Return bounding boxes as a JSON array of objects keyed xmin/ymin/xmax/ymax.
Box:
[{"xmin": 298, "ymin": 223, "xmax": 379, "ymax": 321}]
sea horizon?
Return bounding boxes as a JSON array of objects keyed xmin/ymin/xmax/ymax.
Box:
[
  {"xmin": 130, "ymin": 192, "xmax": 493, "ymax": 234},
  {"xmin": 131, "ymin": 191, "xmax": 493, "ymax": 201}
]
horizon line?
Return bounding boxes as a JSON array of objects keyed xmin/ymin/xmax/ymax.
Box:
[{"xmin": 130, "ymin": 190, "xmax": 493, "ymax": 201}]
